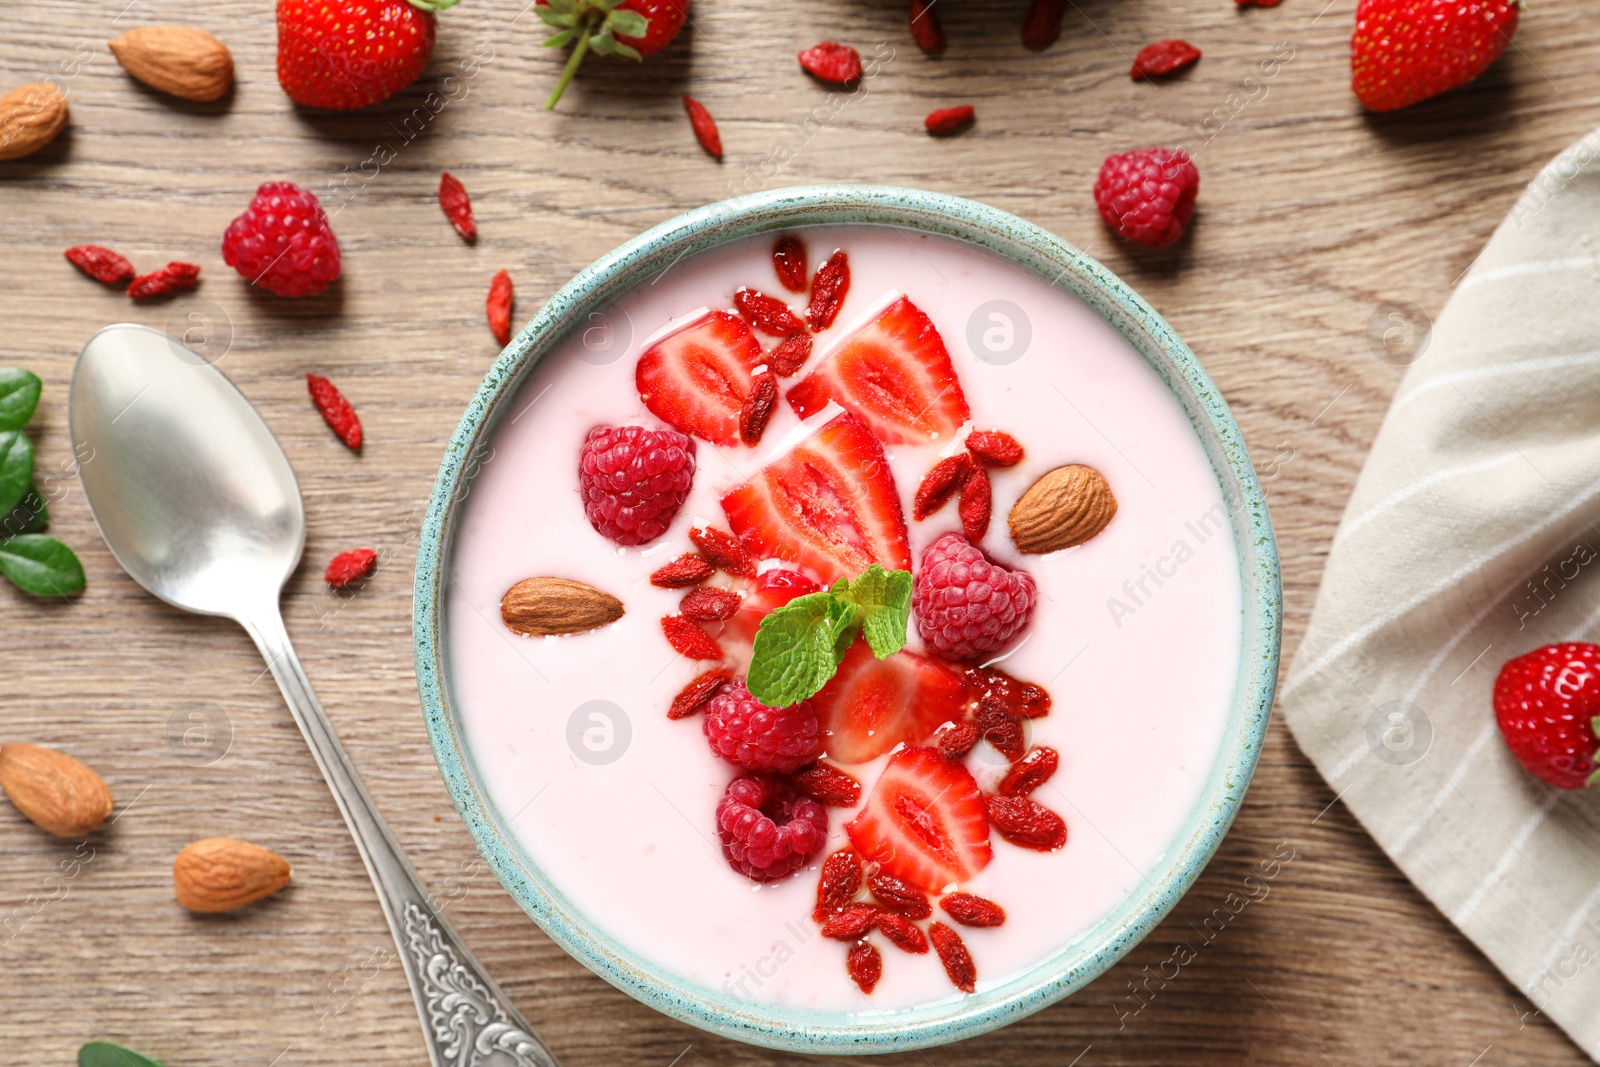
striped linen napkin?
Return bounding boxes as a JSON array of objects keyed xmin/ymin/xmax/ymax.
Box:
[{"xmin": 1281, "ymin": 126, "xmax": 1600, "ymax": 1061}]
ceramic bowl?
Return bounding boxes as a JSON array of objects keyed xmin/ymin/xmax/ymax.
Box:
[{"xmin": 413, "ymin": 184, "xmax": 1280, "ymax": 1054}]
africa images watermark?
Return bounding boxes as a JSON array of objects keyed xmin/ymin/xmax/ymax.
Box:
[{"xmin": 1105, "ymin": 492, "xmax": 1239, "ymax": 630}]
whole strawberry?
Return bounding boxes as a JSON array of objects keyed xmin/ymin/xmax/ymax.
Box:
[
  {"xmin": 277, "ymin": 0, "xmax": 458, "ymax": 110},
  {"xmin": 1493, "ymin": 642, "xmax": 1600, "ymax": 790},
  {"xmin": 222, "ymin": 182, "xmax": 342, "ymax": 298},
  {"xmin": 538, "ymin": 0, "xmax": 689, "ymax": 109},
  {"xmin": 1351, "ymin": 0, "xmax": 1521, "ymax": 112},
  {"xmin": 1094, "ymin": 147, "xmax": 1199, "ymax": 248}
]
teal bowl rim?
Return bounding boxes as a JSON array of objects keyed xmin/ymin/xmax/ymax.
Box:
[{"xmin": 412, "ymin": 184, "xmax": 1281, "ymax": 1055}]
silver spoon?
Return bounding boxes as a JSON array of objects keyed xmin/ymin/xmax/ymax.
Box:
[{"xmin": 70, "ymin": 324, "xmax": 557, "ymax": 1067}]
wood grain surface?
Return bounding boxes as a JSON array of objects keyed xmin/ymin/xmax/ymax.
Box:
[{"xmin": 1, "ymin": 0, "xmax": 1595, "ymax": 1064}]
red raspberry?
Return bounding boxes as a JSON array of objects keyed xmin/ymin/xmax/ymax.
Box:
[
  {"xmin": 1493, "ymin": 642, "xmax": 1600, "ymax": 789},
  {"xmin": 716, "ymin": 772, "xmax": 828, "ymax": 882},
  {"xmin": 1093, "ymin": 147, "xmax": 1199, "ymax": 248},
  {"xmin": 221, "ymin": 181, "xmax": 342, "ymax": 297},
  {"xmin": 578, "ymin": 424, "xmax": 696, "ymax": 545},
  {"xmin": 913, "ymin": 533, "xmax": 1037, "ymax": 661},
  {"xmin": 703, "ymin": 677, "xmax": 821, "ymax": 773}
]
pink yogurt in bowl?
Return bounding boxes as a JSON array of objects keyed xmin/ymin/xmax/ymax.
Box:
[{"xmin": 414, "ymin": 186, "xmax": 1280, "ymax": 1054}]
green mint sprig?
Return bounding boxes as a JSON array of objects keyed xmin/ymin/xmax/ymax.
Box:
[
  {"xmin": 0, "ymin": 368, "xmax": 84, "ymax": 596},
  {"xmin": 747, "ymin": 564, "xmax": 913, "ymax": 708}
]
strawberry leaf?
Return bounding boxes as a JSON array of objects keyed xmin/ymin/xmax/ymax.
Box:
[
  {"xmin": 606, "ymin": 8, "xmax": 648, "ymax": 36},
  {"xmin": 544, "ymin": 28, "xmax": 576, "ymax": 47}
]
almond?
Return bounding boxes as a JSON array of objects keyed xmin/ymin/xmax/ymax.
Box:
[
  {"xmin": 501, "ymin": 577, "xmax": 625, "ymax": 636},
  {"xmin": 0, "ymin": 83, "xmax": 68, "ymax": 162},
  {"xmin": 173, "ymin": 837, "xmax": 292, "ymax": 912},
  {"xmin": 0, "ymin": 742, "xmax": 113, "ymax": 837},
  {"xmin": 109, "ymin": 26, "xmax": 233, "ymax": 102},
  {"xmin": 1008, "ymin": 464, "xmax": 1117, "ymax": 553}
]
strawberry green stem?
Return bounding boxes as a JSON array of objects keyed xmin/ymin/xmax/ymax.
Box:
[{"xmin": 546, "ymin": 29, "xmax": 594, "ymax": 109}]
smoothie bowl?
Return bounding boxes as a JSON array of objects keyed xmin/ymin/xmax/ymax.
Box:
[{"xmin": 414, "ymin": 185, "xmax": 1279, "ymax": 1053}]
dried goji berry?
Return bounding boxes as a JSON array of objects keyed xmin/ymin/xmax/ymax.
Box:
[
  {"xmin": 937, "ymin": 720, "xmax": 981, "ymax": 760},
  {"xmin": 682, "ymin": 95, "xmax": 722, "ymax": 159},
  {"xmin": 868, "ymin": 872, "xmax": 932, "ymax": 919},
  {"xmin": 64, "ymin": 245, "xmax": 135, "ymax": 284},
  {"xmin": 941, "ymin": 891, "xmax": 1006, "ymax": 928},
  {"xmin": 876, "ymin": 912, "xmax": 929, "ymax": 954},
  {"xmin": 798, "ymin": 42, "xmax": 862, "ymax": 85},
  {"xmin": 734, "ymin": 286, "xmax": 805, "ymax": 335},
  {"xmin": 913, "ymin": 453, "xmax": 973, "ymax": 520},
  {"xmin": 813, "ymin": 848, "xmax": 863, "ymax": 921},
  {"xmin": 846, "ymin": 938, "xmax": 882, "ymax": 994},
  {"xmin": 807, "ymin": 251, "xmax": 850, "ymax": 330},
  {"xmin": 964, "ymin": 665, "xmax": 1053, "ymax": 718},
  {"xmin": 739, "ymin": 371, "xmax": 777, "ymax": 446},
  {"xmin": 1020, "ymin": 0, "xmax": 1067, "ymax": 50},
  {"xmin": 325, "ymin": 547, "xmax": 377, "ymax": 589},
  {"xmin": 689, "ymin": 526, "xmax": 756, "ymax": 578},
  {"xmin": 1131, "ymin": 39, "xmax": 1202, "ymax": 79},
  {"xmin": 768, "ymin": 333, "xmax": 812, "ymax": 377},
  {"xmin": 925, "ymin": 106, "xmax": 975, "ymax": 136},
  {"xmin": 438, "ymin": 171, "xmax": 477, "ymax": 241},
  {"xmin": 909, "ymin": 0, "xmax": 945, "ymax": 54},
  {"xmin": 976, "ymin": 696, "xmax": 1025, "ymax": 762},
  {"xmin": 999, "ymin": 746, "xmax": 1059, "ymax": 796},
  {"xmin": 772, "ymin": 234, "xmax": 808, "ymax": 293},
  {"xmin": 794, "ymin": 762, "xmax": 862, "ymax": 807},
  {"xmin": 650, "ymin": 554, "xmax": 714, "ymax": 588},
  {"xmin": 959, "ymin": 463, "xmax": 992, "ymax": 542},
  {"xmin": 929, "ymin": 921, "xmax": 976, "ymax": 992},
  {"xmin": 306, "ymin": 373, "xmax": 363, "ymax": 450},
  {"xmin": 821, "ymin": 903, "xmax": 879, "ymax": 941},
  {"xmin": 986, "ymin": 794, "xmax": 1068, "ymax": 851},
  {"xmin": 965, "ymin": 430, "xmax": 1024, "ymax": 466},
  {"xmin": 679, "ymin": 586, "xmax": 742, "ymax": 622},
  {"xmin": 661, "ymin": 614, "xmax": 723, "ymax": 660},
  {"xmin": 127, "ymin": 262, "xmax": 200, "ymax": 299},
  {"xmin": 667, "ymin": 667, "xmax": 733, "ymax": 719},
  {"xmin": 487, "ymin": 269, "xmax": 513, "ymax": 346}
]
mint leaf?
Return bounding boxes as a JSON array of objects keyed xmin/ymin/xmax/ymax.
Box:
[
  {"xmin": 846, "ymin": 565, "xmax": 913, "ymax": 659},
  {"xmin": 2, "ymin": 485, "xmax": 48, "ymax": 535},
  {"xmin": 0, "ymin": 535, "xmax": 84, "ymax": 596},
  {"xmin": 0, "ymin": 369, "xmax": 41, "ymax": 431},
  {"xmin": 0, "ymin": 430, "xmax": 34, "ymax": 516},
  {"xmin": 747, "ymin": 591, "xmax": 856, "ymax": 707},
  {"xmin": 79, "ymin": 1043, "xmax": 168, "ymax": 1067}
]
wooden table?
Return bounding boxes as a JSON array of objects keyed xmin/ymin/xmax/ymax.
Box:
[{"xmin": 2, "ymin": 0, "xmax": 1595, "ymax": 1063}]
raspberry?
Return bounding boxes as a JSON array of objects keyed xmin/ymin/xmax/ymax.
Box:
[
  {"xmin": 703, "ymin": 677, "xmax": 821, "ymax": 773},
  {"xmin": 813, "ymin": 847, "xmax": 862, "ymax": 921},
  {"xmin": 867, "ymin": 871, "xmax": 931, "ymax": 919},
  {"xmin": 1093, "ymin": 147, "xmax": 1199, "ymax": 248},
  {"xmin": 940, "ymin": 891, "xmax": 1006, "ymax": 927},
  {"xmin": 846, "ymin": 939, "xmax": 882, "ymax": 994},
  {"xmin": 913, "ymin": 533, "xmax": 1038, "ymax": 661},
  {"xmin": 221, "ymin": 181, "xmax": 341, "ymax": 297},
  {"xmin": 716, "ymin": 772, "xmax": 828, "ymax": 882},
  {"xmin": 578, "ymin": 424, "xmax": 696, "ymax": 546}
]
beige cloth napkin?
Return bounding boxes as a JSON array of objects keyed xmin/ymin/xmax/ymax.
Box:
[{"xmin": 1281, "ymin": 126, "xmax": 1600, "ymax": 1060}]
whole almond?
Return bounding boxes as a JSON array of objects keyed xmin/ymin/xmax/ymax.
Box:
[
  {"xmin": 110, "ymin": 26, "xmax": 233, "ymax": 102},
  {"xmin": 0, "ymin": 742, "xmax": 113, "ymax": 837},
  {"xmin": 0, "ymin": 83, "xmax": 68, "ymax": 162},
  {"xmin": 502, "ymin": 577, "xmax": 624, "ymax": 636},
  {"xmin": 174, "ymin": 837, "xmax": 292, "ymax": 912},
  {"xmin": 1009, "ymin": 464, "xmax": 1117, "ymax": 554}
]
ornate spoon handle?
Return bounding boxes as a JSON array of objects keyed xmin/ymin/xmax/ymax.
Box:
[{"xmin": 245, "ymin": 606, "xmax": 559, "ymax": 1067}]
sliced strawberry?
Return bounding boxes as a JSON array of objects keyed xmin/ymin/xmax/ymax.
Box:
[
  {"xmin": 636, "ymin": 311, "xmax": 762, "ymax": 445},
  {"xmin": 724, "ymin": 567, "xmax": 822, "ymax": 645},
  {"xmin": 720, "ymin": 411, "xmax": 911, "ymax": 585},
  {"xmin": 812, "ymin": 640, "xmax": 968, "ymax": 764},
  {"xmin": 846, "ymin": 746, "xmax": 992, "ymax": 893},
  {"xmin": 787, "ymin": 296, "xmax": 970, "ymax": 445}
]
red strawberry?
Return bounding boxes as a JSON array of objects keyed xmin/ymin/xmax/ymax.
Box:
[
  {"xmin": 539, "ymin": 0, "xmax": 689, "ymax": 108},
  {"xmin": 846, "ymin": 746, "xmax": 992, "ymax": 893},
  {"xmin": 636, "ymin": 310, "xmax": 763, "ymax": 446},
  {"xmin": 1352, "ymin": 0, "xmax": 1520, "ymax": 113},
  {"xmin": 811, "ymin": 640, "xmax": 969, "ymax": 764},
  {"xmin": 787, "ymin": 295, "xmax": 970, "ymax": 446},
  {"xmin": 1493, "ymin": 642, "xmax": 1600, "ymax": 790},
  {"xmin": 720, "ymin": 411, "xmax": 911, "ymax": 585},
  {"xmin": 276, "ymin": 0, "xmax": 450, "ymax": 111},
  {"xmin": 724, "ymin": 567, "xmax": 821, "ymax": 644}
]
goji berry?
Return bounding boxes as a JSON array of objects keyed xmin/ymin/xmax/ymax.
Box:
[
  {"xmin": 986, "ymin": 794, "xmax": 1068, "ymax": 851},
  {"xmin": 127, "ymin": 262, "xmax": 200, "ymax": 299},
  {"xmin": 689, "ymin": 526, "xmax": 756, "ymax": 578},
  {"xmin": 846, "ymin": 938, "xmax": 882, "ymax": 994},
  {"xmin": 1131, "ymin": 39, "xmax": 1201, "ymax": 79},
  {"xmin": 877, "ymin": 912, "xmax": 929, "ymax": 954},
  {"xmin": 999, "ymin": 746, "xmax": 1059, "ymax": 795},
  {"xmin": 650, "ymin": 554, "xmax": 714, "ymax": 588},
  {"xmin": 798, "ymin": 42, "xmax": 862, "ymax": 85},
  {"xmin": 913, "ymin": 453, "xmax": 973, "ymax": 520},
  {"xmin": 929, "ymin": 921, "xmax": 976, "ymax": 992},
  {"xmin": 667, "ymin": 667, "xmax": 733, "ymax": 719},
  {"xmin": 306, "ymin": 373, "xmax": 363, "ymax": 450},
  {"xmin": 661, "ymin": 614, "xmax": 723, "ymax": 660},
  {"xmin": 794, "ymin": 762, "xmax": 862, "ymax": 807},
  {"xmin": 909, "ymin": 0, "xmax": 945, "ymax": 54},
  {"xmin": 64, "ymin": 245, "xmax": 135, "ymax": 284},
  {"xmin": 682, "ymin": 95, "xmax": 722, "ymax": 159},
  {"xmin": 1020, "ymin": 0, "xmax": 1067, "ymax": 50},
  {"xmin": 868, "ymin": 872, "xmax": 932, "ymax": 919},
  {"xmin": 325, "ymin": 547, "xmax": 377, "ymax": 589},
  {"xmin": 679, "ymin": 586, "xmax": 742, "ymax": 622},
  {"xmin": 937, "ymin": 720, "xmax": 981, "ymax": 760},
  {"xmin": 966, "ymin": 430, "xmax": 1024, "ymax": 466},
  {"xmin": 768, "ymin": 333, "xmax": 812, "ymax": 377},
  {"xmin": 807, "ymin": 251, "xmax": 850, "ymax": 330},
  {"xmin": 941, "ymin": 891, "xmax": 1006, "ymax": 927},
  {"xmin": 772, "ymin": 234, "xmax": 808, "ymax": 293},
  {"xmin": 739, "ymin": 370, "xmax": 777, "ymax": 446},
  {"xmin": 487, "ymin": 269, "xmax": 513, "ymax": 346},
  {"xmin": 925, "ymin": 106, "xmax": 975, "ymax": 136},
  {"xmin": 813, "ymin": 848, "xmax": 863, "ymax": 921},
  {"xmin": 734, "ymin": 286, "xmax": 805, "ymax": 335},
  {"xmin": 959, "ymin": 463, "xmax": 992, "ymax": 541},
  {"xmin": 438, "ymin": 171, "xmax": 477, "ymax": 241},
  {"xmin": 820, "ymin": 903, "xmax": 878, "ymax": 941},
  {"xmin": 976, "ymin": 696, "xmax": 1025, "ymax": 761},
  {"xmin": 964, "ymin": 665, "xmax": 1053, "ymax": 718}
]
